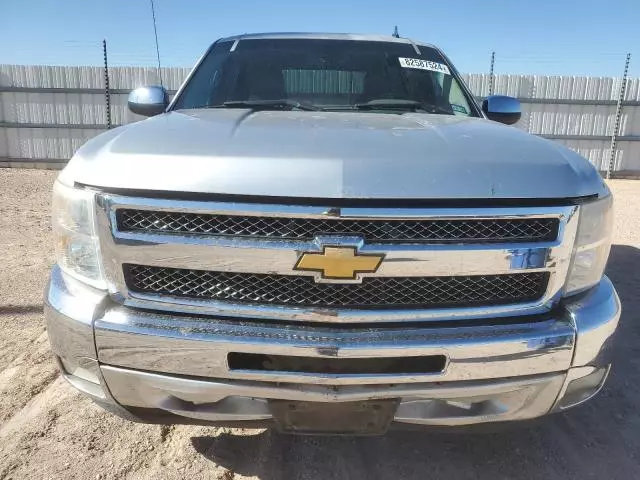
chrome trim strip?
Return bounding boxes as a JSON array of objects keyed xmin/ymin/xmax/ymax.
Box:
[
  {"xmin": 102, "ymin": 195, "xmax": 574, "ymax": 220},
  {"xmin": 102, "ymin": 293, "xmax": 557, "ymax": 323},
  {"xmin": 110, "ymin": 236, "xmax": 553, "ymax": 276},
  {"xmin": 95, "ymin": 195, "xmax": 579, "ymax": 323}
]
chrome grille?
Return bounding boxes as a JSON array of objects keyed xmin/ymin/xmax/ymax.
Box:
[
  {"xmin": 124, "ymin": 264, "xmax": 549, "ymax": 309},
  {"xmin": 117, "ymin": 209, "xmax": 559, "ymax": 244}
]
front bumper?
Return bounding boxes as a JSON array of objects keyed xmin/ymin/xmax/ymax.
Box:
[{"xmin": 45, "ymin": 266, "xmax": 620, "ymax": 431}]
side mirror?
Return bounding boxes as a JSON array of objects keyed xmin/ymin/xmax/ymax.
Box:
[
  {"xmin": 482, "ymin": 95, "xmax": 521, "ymax": 125},
  {"xmin": 128, "ymin": 86, "xmax": 169, "ymax": 117}
]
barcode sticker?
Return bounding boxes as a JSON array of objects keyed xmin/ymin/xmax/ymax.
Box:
[{"xmin": 398, "ymin": 57, "xmax": 451, "ymax": 75}]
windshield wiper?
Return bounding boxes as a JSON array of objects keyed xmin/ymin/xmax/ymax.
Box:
[
  {"xmin": 352, "ymin": 99, "xmax": 453, "ymax": 115},
  {"xmin": 209, "ymin": 99, "xmax": 322, "ymax": 111}
]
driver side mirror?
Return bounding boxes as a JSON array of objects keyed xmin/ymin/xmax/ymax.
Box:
[
  {"xmin": 128, "ymin": 86, "xmax": 169, "ymax": 117},
  {"xmin": 482, "ymin": 95, "xmax": 521, "ymax": 125}
]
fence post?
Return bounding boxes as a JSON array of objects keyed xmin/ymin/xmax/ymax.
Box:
[
  {"xmin": 103, "ymin": 39, "xmax": 111, "ymax": 129},
  {"xmin": 607, "ymin": 53, "xmax": 631, "ymax": 179},
  {"xmin": 489, "ymin": 51, "xmax": 495, "ymax": 96}
]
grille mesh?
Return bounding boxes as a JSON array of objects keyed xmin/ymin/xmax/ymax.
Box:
[
  {"xmin": 124, "ymin": 264, "xmax": 549, "ymax": 309},
  {"xmin": 117, "ymin": 209, "xmax": 559, "ymax": 244}
]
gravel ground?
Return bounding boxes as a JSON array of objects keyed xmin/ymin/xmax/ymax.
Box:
[{"xmin": 0, "ymin": 169, "xmax": 639, "ymax": 480}]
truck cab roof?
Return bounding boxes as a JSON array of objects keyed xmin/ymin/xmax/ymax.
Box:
[{"xmin": 216, "ymin": 32, "xmax": 436, "ymax": 49}]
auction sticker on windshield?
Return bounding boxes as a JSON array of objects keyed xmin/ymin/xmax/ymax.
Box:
[{"xmin": 398, "ymin": 57, "xmax": 451, "ymax": 75}]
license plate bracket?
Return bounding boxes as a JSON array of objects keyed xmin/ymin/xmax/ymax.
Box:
[{"xmin": 268, "ymin": 399, "xmax": 398, "ymax": 435}]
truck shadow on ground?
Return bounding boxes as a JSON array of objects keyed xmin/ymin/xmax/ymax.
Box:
[{"xmin": 191, "ymin": 244, "xmax": 640, "ymax": 480}]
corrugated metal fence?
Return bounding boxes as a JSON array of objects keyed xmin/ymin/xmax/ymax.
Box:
[
  {"xmin": 0, "ymin": 65, "xmax": 189, "ymax": 168},
  {"xmin": 1, "ymin": 64, "xmax": 639, "ymax": 175}
]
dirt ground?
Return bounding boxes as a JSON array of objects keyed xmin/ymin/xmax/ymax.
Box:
[{"xmin": 0, "ymin": 169, "xmax": 639, "ymax": 480}]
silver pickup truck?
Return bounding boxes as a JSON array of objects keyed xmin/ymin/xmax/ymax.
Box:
[{"xmin": 45, "ymin": 33, "xmax": 620, "ymax": 435}]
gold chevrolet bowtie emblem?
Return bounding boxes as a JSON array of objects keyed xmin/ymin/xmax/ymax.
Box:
[{"xmin": 294, "ymin": 246, "xmax": 384, "ymax": 280}]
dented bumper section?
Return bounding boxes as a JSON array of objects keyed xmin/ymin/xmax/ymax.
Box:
[{"xmin": 45, "ymin": 265, "xmax": 620, "ymax": 431}]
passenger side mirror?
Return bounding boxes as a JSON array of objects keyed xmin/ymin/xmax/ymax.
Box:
[
  {"xmin": 128, "ymin": 86, "xmax": 169, "ymax": 117},
  {"xmin": 482, "ymin": 95, "xmax": 521, "ymax": 125}
]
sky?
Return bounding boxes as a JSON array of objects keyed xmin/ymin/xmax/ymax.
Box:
[{"xmin": 2, "ymin": 0, "xmax": 639, "ymax": 77}]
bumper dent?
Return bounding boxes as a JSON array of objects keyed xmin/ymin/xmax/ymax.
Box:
[
  {"xmin": 45, "ymin": 266, "xmax": 621, "ymax": 428},
  {"xmin": 101, "ymin": 365, "xmax": 566, "ymax": 426},
  {"xmin": 565, "ymin": 276, "xmax": 621, "ymax": 368},
  {"xmin": 44, "ymin": 265, "xmax": 108, "ymax": 362},
  {"xmin": 93, "ymin": 310, "xmax": 575, "ymax": 385}
]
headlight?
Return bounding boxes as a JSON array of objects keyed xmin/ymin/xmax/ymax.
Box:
[
  {"xmin": 565, "ymin": 195, "xmax": 614, "ymax": 295},
  {"xmin": 52, "ymin": 181, "xmax": 106, "ymax": 289}
]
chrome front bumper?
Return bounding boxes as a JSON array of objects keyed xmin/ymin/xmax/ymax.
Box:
[{"xmin": 45, "ymin": 265, "xmax": 620, "ymax": 430}]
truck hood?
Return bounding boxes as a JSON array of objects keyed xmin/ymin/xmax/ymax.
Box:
[{"xmin": 62, "ymin": 109, "xmax": 607, "ymax": 200}]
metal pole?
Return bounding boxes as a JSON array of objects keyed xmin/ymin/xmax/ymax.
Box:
[
  {"xmin": 150, "ymin": 0, "xmax": 163, "ymax": 87},
  {"xmin": 607, "ymin": 53, "xmax": 631, "ymax": 179},
  {"xmin": 489, "ymin": 51, "xmax": 495, "ymax": 96},
  {"xmin": 103, "ymin": 39, "xmax": 111, "ymax": 130}
]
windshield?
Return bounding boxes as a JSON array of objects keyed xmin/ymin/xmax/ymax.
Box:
[{"xmin": 172, "ymin": 38, "xmax": 478, "ymax": 116}]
